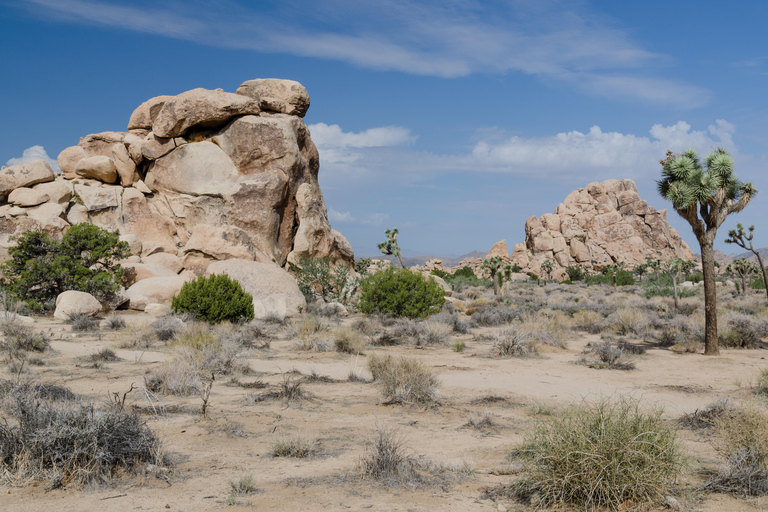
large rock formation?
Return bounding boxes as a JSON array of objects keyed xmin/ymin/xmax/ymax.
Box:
[
  {"xmin": 510, "ymin": 179, "xmax": 694, "ymax": 278},
  {"xmin": 0, "ymin": 78, "xmax": 353, "ymax": 275}
]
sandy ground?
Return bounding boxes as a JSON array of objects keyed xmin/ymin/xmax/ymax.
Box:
[{"xmin": 2, "ymin": 311, "xmax": 768, "ymax": 512}]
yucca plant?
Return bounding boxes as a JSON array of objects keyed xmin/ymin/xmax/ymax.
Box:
[{"xmin": 658, "ymin": 148, "xmax": 755, "ymax": 355}]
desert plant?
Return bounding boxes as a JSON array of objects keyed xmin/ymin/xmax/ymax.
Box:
[
  {"xmin": 572, "ymin": 309, "xmax": 605, "ymax": 334},
  {"xmin": 564, "ymin": 266, "xmax": 585, "ymax": 282},
  {"xmin": 358, "ymin": 267, "xmax": 445, "ymax": 319},
  {"xmin": 513, "ymin": 396, "xmax": 684, "ymax": 509},
  {"xmin": 416, "ymin": 320, "xmax": 452, "ymax": 346},
  {"xmin": 577, "ymin": 340, "xmax": 635, "ymax": 370},
  {"xmin": 368, "ymin": 353, "xmax": 440, "ymax": 405},
  {"xmin": 482, "ymin": 256, "xmax": 511, "ymax": 295},
  {"xmin": 171, "ymin": 273, "xmax": 254, "ymax": 324},
  {"xmin": 151, "ymin": 315, "xmax": 184, "ymax": 341},
  {"xmin": 2, "ymin": 224, "xmax": 130, "ymax": 310},
  {"xmin": 105, "ymin": 314, "xmax": 126, "ymax": 330},
  {"xmin": 67, "ymin": 312, "xmax": 100, "ymax": 332},
  {"xmin": 540, "ymin": 259, "xmax": 554, "ymax": 281},
  {"xmin": 332, "ymin": 326, "xmax": 366, "ymax": 354},
  {"xmin": 726, "ymin": 223, "xmax": 768, "ymax": 302},
  {"xmin": 1, "ymin": 319, "xmax": 49, "ymax": 353},
  {"xmin": 658, "ymin": 148, "xmax": 755, "ymax": 355},
  {"xmin": 291, "ymin": 255, "xmax": 354, "ymax": 303},
  {"xmin": 377, "ymin": 227, "xmax": 405, "ymax": 268},
  {"xmin": 272, "ymin": 434, "xmax": 317, "ymax": 458},
  {"xmin": 490, "ymin": 325, "xmax": 537, "ymax": 358},
  {"xmin": 359, "ymin": 425, "xmax": 420, "ymax": 486}
]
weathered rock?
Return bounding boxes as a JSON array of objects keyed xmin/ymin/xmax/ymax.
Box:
[
  {"xmin": 122, "ymin": 262, "xmax": 179, "ymax": 286},
  {"xmin": 140, "ymin": 133, "xmax": 181, "ymax": 160},
  {"xmin": 54, "ymin": 290, "xmax": 102, "ymax": 320},
  {"xmin": 128, "ymin": 95, "xmax": 174, "ymax": 130},
  {"xmin": 206, "ymin": 259, "xmax": 305, "ymax": 319},
  {"xmin": 8, "ymin": 188, "xmax": 49, "ymax": 207},
  {"xmin": 144, "ymin": 303, "xmax": 172, "ymax": 317},
  {"xmin": 237, "ymin": 78, "xmax": 310, "ymax": 117},
  {"xmin": 487, "ymin": 240, "xmax": 509, "ymax": 259},
  {"xmin": 33, "ymin": 179, "xmax": 73, "ymax": 204},
  {"xmin": 0, "ymin": 160, "xmax": 55, "ymax": 200},
  {"xmin": 78, "ymin": 132, "xmax": 125, "ymax": 158},
  {"xmin": 111, "ymin": 143, "xmax": 136, "ymax": 187},
  {"xmin": 74, "ymin": 184, "xmax": 119, "ymax": 212},
  {"xmin": 125, "ymin": 276, "xmax": 188, "ymax": 311},
  {"xmin": 142, "ymin": 252, "xmax": 183, "ymax": 273},
  {"xmin": 152, "ymin": 88, "xmax": 261, "ymax": 138},
  {"xmin": 67, "ymin": 204, "xmax": 89, "ymax": 225},
  {"xmin": 183, "ymin": 224, "xmax": 257, "ymax": 262},
  {"xmin": 511, "ymin": 179, "xmax": 694, "ymax": 279},
  {"xmin": 26, "ymin": 203, "xmax": 66, "ymax": 223},
  {"xmin": 145, "ymin": 142, "xmax": 240, "ymax": 196},
  {"xmin": 120, "ymin": 234, "xmax": 143, "ymax": 256},
  {"xmin": 57, "ymin": 146, "xmax": 89, "ymax": 179},
  {"xmin": 74, "ymin": 155, "xmax": 118, "ymax": 183}
]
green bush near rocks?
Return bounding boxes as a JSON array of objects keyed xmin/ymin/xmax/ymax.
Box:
[{"xmin": 172, "ymin": 273, "xmax": 254, "ymax": 324}]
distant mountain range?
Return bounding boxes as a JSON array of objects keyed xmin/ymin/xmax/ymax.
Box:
[
  {"xmin": 359, "ymin": 250, "xmax": 487, "ymax": 268},
  {"xmin": 697, "ymin": 248, "xmax": 768, "ymax": 267}
]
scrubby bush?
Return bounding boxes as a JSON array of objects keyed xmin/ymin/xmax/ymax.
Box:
[
  {"xmin": 172, "ymin": 273, "xmax": 254, "ymax": 324},
  {"xmin": 333, "ymin": 326, "xmax": 366, "ymax": 354},
  {"xmin": 491, "ymin": 325, "xmax": 537, "ymax": 358},
  {"xmin": 416, "ymin": 320, "xmax": 452, "ymax": 346},
  {"xmin": 513, "ymin": 396, "xmax": 683, "ymax": 509},
  {"xmin": 291, "ymin": 256, "xmax": 354, "ymax": 304},
  {"xmin": 368, "ymin": 353, "xmax": 440, "ymax": 405},
  {"xmin": 2, "ymin": 224, "xmax": 130, "ymax": 310},
  {"xmin": 572, "ymin": 309, "xmax": 605, "ymax": 334},
  {"xmin": 358, "ymin": 267, "xmax": 445, "ymax": 319},
  {"xmin": 577, "ymin": 340, "xmax": 635, "ymax": 370}
]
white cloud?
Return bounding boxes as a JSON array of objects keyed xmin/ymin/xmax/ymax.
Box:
[
  {"xmin": 362, "ymin": 213, "xmax": 390, "ymax": 227},
  {"xmin": 316, "ymin": 120, "xmax": 739, "ymax": 185},
  {"xmin": 328, "ymin": 208, "xmax": 356, "ymax": 223},
  {"xmin": 22, "ymin": 0, "xmax": 708, "ymax": 106},
  {"xmin": 5, "ymin": 145, "xmax": 60, "ymax": 172},
  {"xmin": 309, "ymin": 123, "xmax": 415, "ymax": 167}
]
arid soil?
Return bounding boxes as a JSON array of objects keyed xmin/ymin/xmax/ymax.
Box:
[{"xmin": 2, "ymin": 302, "xmax": 768, "ymax": 512}]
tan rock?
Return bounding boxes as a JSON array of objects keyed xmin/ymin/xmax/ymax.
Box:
[
  {"xmin": 78, "ymin": 132, "xmax": 125, "ymax": 157},
  {"xmin": 33, "ymin": 179, "xmax": 73, "ymax": 204},
  {"xmin": 120, "ymin": 234, "xmax": 143, "ymax": 256},
  {"xmin": 111, "ymin": 143, "xmax": 136, "ymax": 187},
  {"xmin": 57, "ymin": 146, "xmax": 89, "ymax": 179},
  {"xmin": 145, "ymin": 142, "xmax": 239, "ymax": 196},
  {"xmin": 183, "ymin": 224, "xmax": 257, "ymax": 261},
  {"xmin": 66, "ymin": 204, "xmax": 89, "ymax": 224},
  {"xmin": 120, "ymin": 188, "xmax": 177, "ymax": 255},
  {"xmin": 206, "ymin": 259, "xmax": 306, "ymax": 319},
  {"xmin": 54, "ymin": 291, "xmax": 102, "ymax": 320},
  {"xmin": 74, "ymin": 184, "xmax": 119, "ymax": 212},
  {"xmin": 8, "ymin": 188, "xmax": 49, "ymax": 207},
  {"xmin": 237, "ymin": 78, "xmax": 310, "ymax": 117},
  {"xmin": 143, "ymin": 252, "xmax": 183, "ymax": 274},
  {"xmin": 26, "ymin": 203, "xmax": 66, "ymax": 222},
  {"xmin": 140, "ymin": 133, "xmax": 179, "ymax": 160},
  {"xmin": 74, "ymin": 155, "xmax": 118, "ymax": 184},
  {"xmin": 0, "ymin": 160, "xmax": 55, "ymax": 199},
  {"xmin": 128, "ymin": 94, "xmax": 174, "ymax": 130},
  {"xmin": 144, "ymin": 303, "xmax": 172, "ymax": 317},
  {"xmin": 152, "ymin": 88, "xmax": 261, "ymax": 138},
  {"xmin": 122, "ymin": 262, "xmax": 178, "ymax": 286},
  {"xmin": 133, "ymin": 180, "xmax": 152, "ymax": 194},
  {"xmin": 125, "ymin": 276, "xmax": 188, "ymax": 310},
  {"xmin": 486, "ymin": 240, "xmax": 509, "ymax": 258}
]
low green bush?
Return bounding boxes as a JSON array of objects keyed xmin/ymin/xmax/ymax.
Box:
[
  {"xmin": 358, "ymin": 267, "xmax": 445, "ymax": 318},
  {"xmin": 171, "ymin": 273, "xmax": 254, "ymax": 324}
]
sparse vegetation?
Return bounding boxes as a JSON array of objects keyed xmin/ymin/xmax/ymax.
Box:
[
  {"xmin": 272, "ymin": 434, "xmax": 317, "ymax": 458},
  {"xmin": 358, "ymin": 267, "xmax": 445, "ymax": 319},
  {"xmin": 368, "ymin": 353, "xmax": 440, "ymax": 405}
]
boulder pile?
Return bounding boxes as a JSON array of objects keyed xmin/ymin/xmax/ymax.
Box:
[
  {"xmin": 510, "ymin": 179, "xmax": 694, "ymax": 278},
  {"xmin": 0, "ymin": 79, "xmax": 353, "ymax": 317}
]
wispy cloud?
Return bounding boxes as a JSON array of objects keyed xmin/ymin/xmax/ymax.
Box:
[
  {"xmin": 327, "ymin": 208, "xmax": 356, "ymax": 223},
  {"xmin": 20, "ymin": 0, "xmax": 708, "ymax": 106},
  {"xmin": 5, "ymin": 145, "xmax": 60, "ymax": 172}
]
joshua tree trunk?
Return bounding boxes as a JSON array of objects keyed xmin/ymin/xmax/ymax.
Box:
[
  {"xmin": 756, "ymin": 252, "xmax": 768, "ymax": 301},
  {"xmin": 700, "ymin": 239, "xmax": 719, "ymax": 356},
  {"xmin": 671, "ymin": 274, "xmax": 680, "ymax": 311}
]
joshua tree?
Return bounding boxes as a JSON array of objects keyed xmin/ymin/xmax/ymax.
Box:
[
  {"xmin": 377, "ymin": 227, "xmax": 405, "ymax": 268},
  {"xmin": 661, "ymin": 258, "xmax": 697, "ymax": 310},
  {"xmin": 726, "ymin": 223, "xmax": 768, "ymax": 301},
  {"xmin": 726, "ymin": 258, "xmax": 757, "ymax": 296},
  {"xmin": 540, "ymin": 259, "xmax": 554, "ymax": 281},
  {"xmin": 658, "ymin": 148, "xmax": 755, "ymax": 355},
  {"xmin": 482, "ymin": 256, "xmax": 510, "ymax": 296}
]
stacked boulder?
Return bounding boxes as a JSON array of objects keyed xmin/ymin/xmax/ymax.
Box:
[
  {"xmin": 0, "ymin": 79, "xmax": 353, "ymax": 317},
  {"xmin": 510, "ymin": 179, "xmax": 694, "ymax": 279}
]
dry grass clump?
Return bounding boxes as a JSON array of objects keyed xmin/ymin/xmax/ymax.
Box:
[
  {"xmin": 272, "ymin": 434, "xmax": 318, "ymax": 458},
  {"xmin": 470, "ymin": 304, "xmax": 518, "ymax": 327},
  {"xmin": 358, "ymin": 425, "xmax": 423, "ymax": 487},
  {"xmin": 368, "ymin": 354, "xmax": 440, "ymax": 405},
  {"xmin": 607, "ymin": 308, "xmax": 650, "ymax": 337},
  {"xmin": 718, "ymin": 312, "xmax": 767, "ymax": 349},
  {"xmin": 571, "ymin": 309, "xmax": 605, "ymax": 334},
  {"xmin": 117, "ymin": 323, "xmax": 156, "ymax": 349},
  {"xmin": 0, "ymin": 382, "xmax": 161, "ymax": 488},
  {"xmin": 416, "ymin": 320, "xmax": 452, "ymax": 346},
  {"xmin": 465, "ymin": 411, "xmax": 497, "ymax": 431},
  {"xmin": 705, "ymin": 402, "xmax": 768, "ymax": 496},
  {"xmin": 429, "ymin": 311, "xmax": 471, "ymax": 334},
  {"xmin": 510, "ymin": 396, "xmax": 683, "ymax": 510},
  {"xmin": 1, "ymin": 319, "xmax": 49, "ymax": 353},
  {"xmin": 490, "ymin": 325, "xmax": 538, "ymax": 358},
  {"xmin": 87, "ymin": 347, "xmax": 119, "ymax": 363},
  {"xmin": 150, "ymin": 315, "xmax": 184, "ymax": 341},
  {"xmin": 216, "ymin": 322, "xmax": 271, "ymax": 350},
  {"xmin": 291, "ymin": 315, "xmax": 331, "ymax": 351},
  {"xmin": 332, "ymin": 326, "xmax": 366, "ymax": 354},
  {"xmin": 520, "ymin": 310, "xmax": 568, "ymax": 348},
  {"xmin": 678, "ymin": 399, "xmax": 731, "ymax": 430},
  {"xmin": 577, "ymin": 340, "xmax": 636, "ymax": 370},
  {"xmin": 67, "ymin": 312, "xmax": 101, "ymax": 332},
  {"xmin": 105, "ymin": 314, "xmax": 126, "ymax": 330},
  {"xmin": 169, "ymin": 321, "xmax": 219, "ymax": 350}
]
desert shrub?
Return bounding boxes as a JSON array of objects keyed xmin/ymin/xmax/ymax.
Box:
[
  {"xmin": 706, "ymin": 403, "xmax": 768, "ymax": 495},
  {"xmin": 470, "ymin": 304, "xmax": 518, "ymax": 326},
  {"xmin": 465, "ymin": 411, "xmax": 497, "ymax": 431},
  {"xmin": 572, "ymin": 309, "xmax": 605, "ymax": 334},
  {"xmin": 359, "ymin": 426, "xmax": 421, "ymax": 486},
  {"xmin": 443, "ymin": 267, "xmax": 491, "ymax": 291},
  {"xmin": 513, "ymin": 396, "xmax": 683, "ymax": 509},
  {"xmin": 718, "ymin": 313, "xmax": 765, "ymax": 348},
  {"xmin": 429, "ymin": 311, "xmax": 471, "ymax": 334},
  {"xmin": 170, "ymin": 322, "xmax": 219, "ymax": 350},
  {"xmin": 0, "ymin": 383, "xmax": 160, "ymax": 487},
  {"xmin": 117, "ymin": 324, "xmax": 156, "ymax": 349},
  {"xmin": 106, "ymin": 314, "xmax": 126, "ymax": 330},
  {"xmin": 607, "ymin": 308, "xmax": 649, "ymax": 336},
  {"xmin": 564, "ymin": 266, "xmax": 585, "ymax": 282},
  {"xmin": 291, "ymin": 256, "xmax": 355, "ymax": 304},
  {"xmin": 228, "ymin": 473, "xmax": 259, "ymax": 503},
  {"xmin": 272, "ymin": 434, "xmax": 317, "ymax": 458},
  {"xmin": 368, "ymin": 354, "xmax": 440, "ymax": 405},
  {"xmin": 416, "ymin": 320, "xmax": 452, "ymax": 346},
  {"xmin": 358, "ymin": 267, "xmax": 445, "ymax": 319},
  {"xmin": 1, "ymin": 319, "xmax": 49, "ymax": 352},
  {"xmin": 291, "ymin": 315, "xmax": 330, "ymax": 351},
  {"xmin": 577, "ymin": 340, "xmax": 635, "ymax": 370},
  {"xmin": 332, "ymin": 326, "xmax": 366, "ymax": 354},
  {"xmin": 88, "ymin": 348, "xmax": 119, "ymax": 363},
  {"xmin": 2, "ymin": 224, "xmax": 130, "ymax": 310},
  {"xmin": 491, "ymin": 325, "xmax": 537, "ymax": 358},
  {"xmin": 171, "ymin": 273, "xmax": 254, "ymax": 324},
  {"xmin": 151, "ymin": 315, "xmax": 185, "ymax": 341},
  {"xmin": 679, "ymin": 399, "xmax": 731, "ymax": 430},
  {"xmin": 67, "ymin": 312, "xmax": 100, "ymax": 332},
  {"xmin": 521, "ymin": 310, "xmax": 569, "ymax": 348}
]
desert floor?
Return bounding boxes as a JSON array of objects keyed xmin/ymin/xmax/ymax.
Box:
[{"xmin": 2, "ymin": 310, "xmax": 768, "ymax": 512}]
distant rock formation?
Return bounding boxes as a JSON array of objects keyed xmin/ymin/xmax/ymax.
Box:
[
  {"xmin": 510, "ymin": 179, "xmax": 694, "ymax": 279},
  {"xmin": 0, "ymin": 79, "xmax": 353, "ymax": 275}
]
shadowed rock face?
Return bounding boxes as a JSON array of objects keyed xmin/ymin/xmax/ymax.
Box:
[
  {"xmin": 0, "ymin": 78, "xmax": 353, "ymax": 275},
  {"xmin": 510, "ymin": 179, "xmax": 695, "ymax": 278}
]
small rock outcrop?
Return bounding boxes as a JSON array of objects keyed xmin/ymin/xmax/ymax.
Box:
[{"xmin": 510, "ymin": 179, "xmax": 694, "ymax": 278}]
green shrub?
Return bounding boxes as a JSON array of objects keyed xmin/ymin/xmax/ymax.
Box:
[
  {"xmin": 513, "ymin": 396, "xmax": 683, "ymax": 509},
  {"xmin": 171, "ymin": 273, "xmax": 254, "ymax": 324},
  {"xmin": 751, "ymin": 276, "xmax": 766, "ymax": 290},
  {"xmin": 687, "ymin": 271, "xmax": 704, "ymax": 284},
  {"xmin": 358, "ymin": 267, "xmax": 445, "ymax": 318},
  {"xmin": 564, "ymin": 266, "xmax": 585, "ymax": 282},
  {"xmin": 291, "ymin": 256, "xmax": 353, "ymax": 303},
  {"xmin": 2, "ymin": 224, "xmax": 130, "ymax": 309},
  {"xmin": 615, "ymin": 270, "xmax": 635, "ymax": 286}
]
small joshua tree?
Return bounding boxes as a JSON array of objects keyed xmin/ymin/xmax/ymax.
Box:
[
  {"xmin": 727, "ymin": 258, "xmax": 758, "ymax": 296},
  {"xmin": 661, "ymin": 258, "xmax": 697, "ymax": 310},
  {"xmin": 377, "ymin": 227, "xmax": 405, "ymax": 268},
  {"xmin": 726, "ymin": 224, "xmax": 768, "ymax": 301},
  {"xmin": 482, "ymin": 256, "xmax": 508, "ymax": 296},
  {"xmin": 658, "ymin": 148, "xmax": 755, "ymax": 355},
  {"xmin": 540, "ymin": 259, "xmax": 554, "ymax": 281}
]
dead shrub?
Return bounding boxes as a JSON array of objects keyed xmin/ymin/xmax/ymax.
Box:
[
  {"xmin": 117, "ymin": 324, "xmax": 156, "ymax": 349},
  {"xmin": 577, "ymin": 340, "xmax": 635, "ymax": 370},
  {"xmin": 572, "ymin": 309, "xmax": 604, "ymax": 334},
  {"xmin": 1, "ymin": 319, "xmax": 49, "ymax": 353},
  {"xmin": 368, "ymin": 353, "xmax": 440, "ymax": 405},
  {"xmin": 416, "ymin": 320, "xmax": 452, "ymax": 346},
  {"xmin": 333, "ymin": 326, "xmax": 366, "ymax": 354},
  {"xmin": 67, "ymin": 312, "xmax": 100, "ymax": 332},
  {"xmin": 490, "ymin": 325, "xmax": 537, "ymax": 358},
  {"xmin": 272, "ymin": 434, "xmax": 317, "ymax": 458},
  {"xmin": 607, "ymin": 308, "xmax": 649, "ymax": 337},
  {"xmin": 358, "ymin": 425, "xmax": 421, "ymax": 486}
]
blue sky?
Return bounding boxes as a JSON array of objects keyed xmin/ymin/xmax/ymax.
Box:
[{"xmin": 2, "ymin": 1, "xmax": 767, "ymax": 258}]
